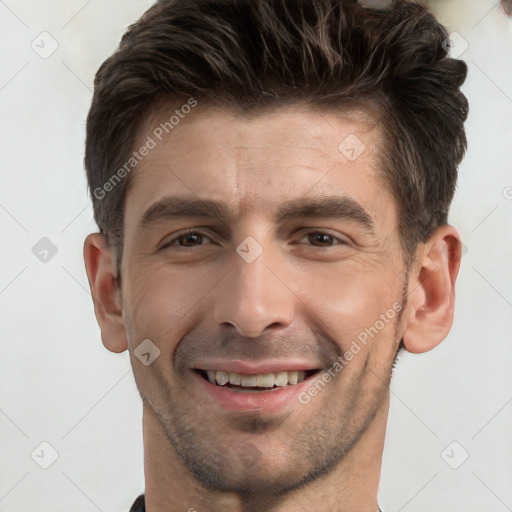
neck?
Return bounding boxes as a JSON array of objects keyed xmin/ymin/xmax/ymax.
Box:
[{"xmin": 143, "ymin": 392, "xmax": 389, "ymax": 512}]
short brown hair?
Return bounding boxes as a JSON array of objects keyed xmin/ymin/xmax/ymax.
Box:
[{"xmin": 85, "ymin": 0, "xmax": 469, "ymax": 270}]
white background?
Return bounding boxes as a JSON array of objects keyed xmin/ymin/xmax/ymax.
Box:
[{"xmin": 0, "ymin": 1, "xmax": 511, "ymax": 511}]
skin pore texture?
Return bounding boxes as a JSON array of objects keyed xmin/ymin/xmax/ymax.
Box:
[{"xmin": 84, "ymin": 102, "xmax": 462, "ymax": 512}]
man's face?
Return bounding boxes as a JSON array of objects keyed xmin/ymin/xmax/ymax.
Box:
[{"xmin": 120, "ymin": 103, "xmax": 408, "ymax": 494}]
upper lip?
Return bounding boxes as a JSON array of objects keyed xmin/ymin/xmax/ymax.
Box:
[{"xmin": 194, "ymin": 360, "xmax": 322, "ymax": 374}]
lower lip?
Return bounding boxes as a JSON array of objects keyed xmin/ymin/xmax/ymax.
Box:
[{"xmin": 193, "ymin": 371, "xmax": 320, "ymax": 413}]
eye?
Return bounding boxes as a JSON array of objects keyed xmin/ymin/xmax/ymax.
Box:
[
  {"xmin": 298, "ymin": 230, "xmax": 350, "ymax": 247},
  {"xmin": 158, "ymin": 229, "xmax": 350, "ymax": 251},
  {"xmin": 159, "ymin": 230, "xmax": 213, "ymax": 250}
]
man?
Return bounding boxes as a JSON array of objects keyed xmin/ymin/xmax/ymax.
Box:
[{"xmin": 83, "ymin": 0, "xmax": 469, "ymax": 510}]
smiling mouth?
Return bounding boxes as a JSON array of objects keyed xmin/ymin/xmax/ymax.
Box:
[{"xmin": 195, "ymin": 369, "xmax": 320, "ymax": 392}]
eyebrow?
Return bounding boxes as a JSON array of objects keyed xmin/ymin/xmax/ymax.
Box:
[{"xmin": 136, "ymin": 194, "xmax": 376, "ymax": 236}]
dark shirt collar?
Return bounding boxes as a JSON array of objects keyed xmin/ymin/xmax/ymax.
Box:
[{"xmin": 130, "ymin": 494, "xmax": 384, "ymax": 512}]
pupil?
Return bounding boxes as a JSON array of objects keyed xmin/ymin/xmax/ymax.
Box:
[
  {"xmin": 314, "ymin": 233, "xmax": 330, "ymax": 245},
  {"xmin": 184, "ymin": 234, "xmax": 200, "ymax": 246}
]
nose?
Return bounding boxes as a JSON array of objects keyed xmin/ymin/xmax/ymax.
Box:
[{"xmin": 212, "ymin": 240, "xmax": 294, "ymax": 338}]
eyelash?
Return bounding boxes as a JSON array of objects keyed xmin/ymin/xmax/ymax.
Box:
[{"xmin": 159, "ymin": 229, "xmax": 350, "ymax": 250}]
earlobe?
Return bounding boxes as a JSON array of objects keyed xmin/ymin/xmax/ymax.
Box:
[
  {"xmin": 402, "ymin": 225, "xmax": 462, "ymax": 354},
  {"xmin": 83, "ymin": 233, "xmax": 128, "ymax": 354}
]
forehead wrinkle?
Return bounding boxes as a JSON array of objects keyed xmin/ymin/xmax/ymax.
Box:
[
  {"xmin": 233, "ymin": 143, "xmax": 334, "ymax": 168},
  {"xmin": 230, "ymin": 142, "xmax": 336, "ymax": 218}
]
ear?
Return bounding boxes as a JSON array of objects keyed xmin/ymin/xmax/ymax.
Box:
[
  {"xmin": 83, "ymin": 233, "xmax": 128, "ymax": 353},
  {"xmin": 402, "ymin": 225, "xmax": 462, "ymax": 354}
]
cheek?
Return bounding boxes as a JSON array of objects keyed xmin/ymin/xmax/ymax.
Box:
[
  {"xmin": 123, "ymin": 254, "xmax": 403, "ymax": 358},
  {"xmin": 297, "ymin": 262, "xmax": 402, "ymax": 337},
  {"xmin": 124, "ymin": 264, "xmax": 213, "ymax": 350}
]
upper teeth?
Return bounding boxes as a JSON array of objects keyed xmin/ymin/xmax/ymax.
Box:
[{"xmin": 206, "ymin": 370, "xmax": 308, "ymax": 388}]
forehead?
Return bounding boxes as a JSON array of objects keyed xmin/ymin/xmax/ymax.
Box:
[{"xmin": 124, "ymin": 101, "xmax": 393, "ymax": 231}]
